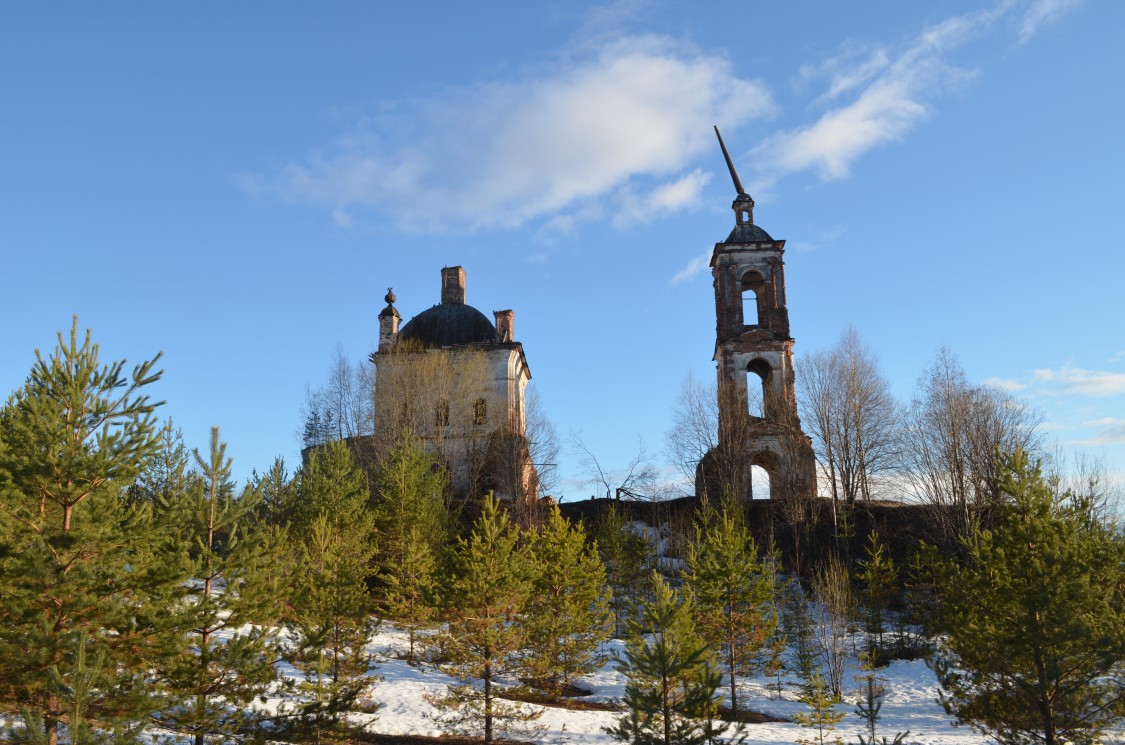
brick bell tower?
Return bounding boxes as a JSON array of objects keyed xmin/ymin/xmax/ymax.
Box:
[{"xmin": 697, "ymin": 127, "xmax": 816, "ymax": 504}]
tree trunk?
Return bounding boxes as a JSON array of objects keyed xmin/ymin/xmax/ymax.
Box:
[
  {"xmin": 662, "ymin": 670, "xmax": 671, "ymax": 745},
  {"xmin": 483, "ymin": 660, "xmax": 493, "ymax": 745},
  {"xmin": 45, "ymin": 696, "xmax": 59, "ymax": 745},
  {"xmin": 726, "ymin": 591, "xmax": 738, "ymax": 714}
]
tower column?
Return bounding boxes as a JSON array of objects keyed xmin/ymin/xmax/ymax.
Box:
[{"xmin": 378, "ymin": 288, "xmax": 401, "ymax": 352}]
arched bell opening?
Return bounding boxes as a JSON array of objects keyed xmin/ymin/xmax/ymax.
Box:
[
  {"xmin": 740, "ymin": 270, "xmax": 765, "ymax": 328},
  {"xmin": 746, "ymin": 357, "xmax": 773, "ymax": 419}
]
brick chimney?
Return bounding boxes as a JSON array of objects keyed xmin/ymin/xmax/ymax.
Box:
[
  {"xmin": 494, "ymin": 309, "xmax": 514, "ymax": 342},
  {"xmin": 441, "ymin": 266, "xmax": 466, "ymax": 304}
]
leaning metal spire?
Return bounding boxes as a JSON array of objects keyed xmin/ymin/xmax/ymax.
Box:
[{"xmin": 714, "ymin": 125, "xmax": 747, "ymax": 198}]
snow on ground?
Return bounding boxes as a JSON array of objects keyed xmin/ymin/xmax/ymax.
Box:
[
  {"xmin": 4, "ymin": 620, "xmax": 1121, "ymax": 744},
  {"xmin": 259, "ymin": 623, "xmax": 1125, "ymax": 745}
]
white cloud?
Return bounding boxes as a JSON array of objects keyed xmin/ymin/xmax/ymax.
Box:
[
  {"xmin": 1032, "ymin": 366, "xmax": 1125, "ymax": 397},
  {"xmin": 670, "ymin": 249, "xmax": 713, "ymax": 285},
  {"xmin": 614, "ymin": 169, "xmax": 711, "ymax": 228},
  {"xmin": 1020, "ymin": 0, "xmax": 1081, "ymax": 43},
  {"xmin": 753, "ymin": 5, "xmax": 1013, "ymax": 183},
  {"xmin": 246, "ymin": 36, "xmax": 772, "ymax": 233},
  {"xmin": 1073, "ymin": 417, "xmax": 1125, "ymax": 446},
  {"xmin": 799, "ymin": 43, "xmax": 891, "ymax": 103},
  {"xmin": 1084, "ymin": 417, "xmax": 1125, "ymax": 428},
  {"xmin": 984, "ymin": 376, "xmax": 1028, "ymax": 392}
]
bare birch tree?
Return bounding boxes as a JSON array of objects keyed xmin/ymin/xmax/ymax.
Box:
[
  {"xmin": 570, "ymin": 433, "xmax": 659, "ymax": 501},
  {"xmin": 485, "ymin": 385, "xmax": 560, "ymax": 521},
  {"xmin": 901, "ymin": 346, "xmax": 1041, "ymax": 544},
  {"xmin": 797, "ymin": 327, "xmax": 899, "ymax": 524},
  {"xmin": 524, "ymin": 385, "xmax": 560, "ymax": 496},
  {"xmin": 665, "ymin": 371, "xmax": 764, "ymax": 503},
  {"xmin": 301, "ymin": 344, "xmax": 375, "ymax": 447},
  {"xmin": 811, "ymin": 555, "xmax": 855, "ymax": 699}
]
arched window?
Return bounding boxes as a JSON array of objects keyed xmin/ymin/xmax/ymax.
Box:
[
  {"xmin": 750, "ymin": 465, "xmax": 771, "ymax": 500},
  {"xmin": 747, "ymin": 450, "xmax": 779, "ymax": 501},
  {"xmin": 746, "ymin": 358, "xmax": 772, "ymax": 418},
  {"xmin": 741, "ymin": 270, "xmax": 765, "ymax": 327}
]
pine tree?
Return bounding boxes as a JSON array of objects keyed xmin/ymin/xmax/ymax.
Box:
[
  {"xmin": 0, "ymin": 320, "xmax": 181, "ymax": 745},
  {"xmin": 594, "ymin": 503, "xmax": 652, "ymax": 637},
  {"xmin": 763, "ymin": 631, "xmax": 788, "ymax": 701},
  {"xmin": 682, "ymin": 504, "xmax": 777, "ymax": 714},
  {"xmin": 159, "ymin": 427, "xmax": 281, "ymax": 745},
  {"xmin": 781, "ymin": 582, "xmax": 818, "ymax": 690},
  {"xmin": 246, "ymin": 457, "xmax": 299, "ymax": 603},
  {"xmin": 928, "ymin": 449, "xmax": 1125, "ymax": 745},
  {"xmin": 251, "ymin": 456, "xmax": 298, "ymax": 527},
  {"xmin": 372, "ymin": 435, "xmax": 448, "ymax": 662},
  {"xmin": 128, "ymin": 420, "xmax": 192, "ymax": 508},
  {"xmin": 522, "ymin": 505, "xmax": 612, "ymax": 699},
  {"xmin": 430, "ymin": 493, "xmax": 540, "ymax": 744},
  {"xmin": 854, "ymin": 531, "xmax": 897, "ymax": 662},
  {"xmin": 54, "ymin": 633, "xmax": 103, "ymax": 745},
  {"xmin": 287, "ymin": 515, "xmax": 378, "ymax": 743},
  {"xmin": 389, "ymin": 525, "xmax": 440, "ymax": 664},
  {"xmin": 606, "ymin": 572, "xmax": 727, "ymax": 745},
  {"xmin": 792, "ymin": 672, "xmax": 844, "ymax": 745},
  {"xmin": 285, "ymin": 440, "xmax": 379, "ymax": 742},
  {"xmin": 854, "ymin": 658, "xmax": 910, "ymax": 745}
]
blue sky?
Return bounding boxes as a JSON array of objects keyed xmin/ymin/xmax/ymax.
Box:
[{"xmin": 2, "ymin": 0, "xmax": 1122, "ymax": 497}]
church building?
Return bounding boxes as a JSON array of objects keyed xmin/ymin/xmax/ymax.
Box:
[{"xmin": 372, "ymin": 266, "xmax": 537, "ymax": 502}]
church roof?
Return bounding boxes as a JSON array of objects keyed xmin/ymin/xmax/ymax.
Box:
[
  {"xmin": 398, "ymin": 303, "xmax": 498, "ymax": 347},
  {"xmin": 725, "ymin": 223, "xmax": 774, "ymax": 242}
]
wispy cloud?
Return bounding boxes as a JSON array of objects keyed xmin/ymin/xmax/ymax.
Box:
[
  {"xmin": 1073, "ymin": 417, "xmax": 1125, "ymax": 446},
  {"xmin": 1031, "ymin": 366, "xmax": 1125, "ymax": 397},
  {"xmin": 799, "ymin": 43, "xmax": 891, "ymax": 103},
  {"xmin": 753, "ymin": 5, "xmax": 1013, "ymax": 183},
  {"xmin": 664, "ymin": 0, "xmax": 1082, "ymax": 284},
  {"xmin": 241, "ymin": 36, "xmax": 771, "ymax": 233},
  {"xmin": 787, "ymin": 225, "xmax": 847, "ymax": 254},
  {"xmin": 670, "ymin": 249, "xmax": 712, "ymax": 285},
  {"xmin": 614, "ymin": 169, "xmax": 712, "ymax": 229},
  {"xmin": 984, "ymin": 376, "xmax": 1028, "ymax": 393},
  {"xmin": 1020, "ymin": 0, "xmax": 1081, "ymax": 43}
]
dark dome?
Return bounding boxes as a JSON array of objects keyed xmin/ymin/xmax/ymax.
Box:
[
  {"xmin": 398, "ymin": 303, "xmax": 498, "ymax": 347},
  {"xmin": 726, "ymin": 223, "xmax": 774, "ymax": 243}
]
